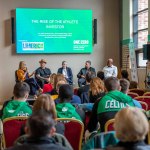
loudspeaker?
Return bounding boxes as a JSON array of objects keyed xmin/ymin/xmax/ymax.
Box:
[
  {"xmin": 143, "ymin": 44, "xmax": 150, "ymax": 60},
  {"xmin": 93, "ymin": 19, "xmax": 97, "ymax": 44},
  {"xmin": 11, "ymin": 17, "xmax": 15, "ymax": 43}
]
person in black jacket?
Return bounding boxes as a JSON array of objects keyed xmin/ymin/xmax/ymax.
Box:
[
  {"xmin": 77, "ymin": 60, "xmax": 96, "ymax": 87},
  {"xmin": 6, "ymin": 111, "xmax": 69, "ymax": 150}
]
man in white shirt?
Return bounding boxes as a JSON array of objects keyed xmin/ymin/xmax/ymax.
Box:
[{"xmin": 103, "ymin": 58, "xmax": 118, "ymax": 79}]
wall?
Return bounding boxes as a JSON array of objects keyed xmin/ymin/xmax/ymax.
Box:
[{"xmin": 0, "ymin": 0, "xmax": 120, "ymax": 101}]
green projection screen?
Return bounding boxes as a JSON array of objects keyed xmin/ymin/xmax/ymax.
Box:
[{"xmin": 16, "ymin": 8, "xmax": 93, "ymax": 54}]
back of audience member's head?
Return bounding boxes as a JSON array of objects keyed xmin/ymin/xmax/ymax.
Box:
[
  {"xmin": 90, "ymin": 77, "xmax": 104, "ymax": 96},
  {"xmin": 26, "ymin": 110, "xmax": 56, "ymax": 138},
  {"xmin": 129, "ymin": 81, "xmax": 138, "ymax": 89},
  {"xmin": 56, "ymin": 80, "xmax": 67, "ymax": 94},
  {"xmin": 53, "ymin": 74, "xmax": 67, "ymax": 89},
  {"xmin": 86, "ymin": 71, "xmax": 96, "ymax": 83},
  {"xmin": 114, "ymin": 107, "xmax": 149, "ymax": 142},
  {"xmin": 104, "ymin": 77, "xmax": 120, "ymax": 92},
  {"xmin": 13, "ymin": 82, "xmax": 30, "ymax": 99},
  {"xmin": 33, "ymin": 94, "xmax": 56, "ymax": 119},
  {"xmin": 49, "ymin": 73, "xmax": 57, "ymax": 85},
  {"xmin": 59, "ymin": 84, "xmax": 73, "ymax": 103},
  {"xmin": 121, "ymin": 70, "xmax": 129, "ymax": 80},
  {"xmin": 120, "ymin": 79, "xmax": 130, "ymax": 94},
  {"xmin": 97, "ymin": 71, "xmax": 105, "ymax": 81}
]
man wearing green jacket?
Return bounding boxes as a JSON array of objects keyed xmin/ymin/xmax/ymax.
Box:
[
  {"xmin": 1, "ymin": 82, "xmax": 32, "ymax": 120},
  {"xmin": 97, "ymin": 77, "xmax": 135, "ymax": 132}
]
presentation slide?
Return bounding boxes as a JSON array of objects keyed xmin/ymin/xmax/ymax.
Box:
[{"xmin": 16, "ymin": 8, "xmax": 93, "ymax": 54}]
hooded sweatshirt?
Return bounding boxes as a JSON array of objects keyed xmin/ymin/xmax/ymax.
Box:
[
  {"xmin": 2, "ymin": 100, "xmax": 32, "ymax": 120},
  {"xmin": 97, "ymin": 90, "xmax": 135, "ymax": 114}
]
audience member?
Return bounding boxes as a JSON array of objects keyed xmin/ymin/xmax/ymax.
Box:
[
  {"xmin": 97, "ymin": 77, "xmax": 135, "ymax": 132},
  {"xmin": 1, "ymin": 82, "xmax": 32, "ymax": 120},
  {"xmin": 121, "ymin": 70, "xmax": 129, "ymax": 81},
  {"xmin": 35, "ymin": 59, "xmax": 51, "ymax": 88},
  {"xmin": 57, "ymin": 61, "xmax": 73, "ymax": 85},
  {"xmin": 17, "ymin": 61, "xmax": 41, "ymax": 95},
  {"xmin": 6, "ymin": 111, "xmax": 69, "ymax": 150},
  {"xmin": 97, "ymin": 71, "xmax": 105, "ymax": 81},
  {"xmin": 129, "ymin": 80, "xmax": 138, "ymax": 89},
  {"xmin": 103, "ymin": 58, "xmax": 118, "ymax": 79},
  {"xmin": 89, "ymin": 77, "xmax": 105, "ymax": 103},
  {"xmin": 77, "ymin": 60, "xmax": 96, "ymax": 87},
  {"xmin": 78, "ymin": 71, "xmax": 95, "ymax": 103},
  {"xmin": 56, "ymin": 84, "xmax": 82, "ymax": 121},
  {"xmin": 120, "ymin": 79, "xmax": 142, "ymax": 108},
  {"xmin": 106, "ymin": 107, "xmax": 150, "ymax": 150}
]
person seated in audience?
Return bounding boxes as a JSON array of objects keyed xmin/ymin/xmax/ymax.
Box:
[
  {"xmin": 103, "ymin": 58, "xmax": 118, "ymax": 79},
  {"xmin": 89, "ymin": 77, "xmax": 105, "ymax": 103},
  {"xmin": 120, "ymin": 79, "xmax": 142, "ymax": 108},
  {"xmin": 1, "ymin": 82, "xmax": 32, "ymax": 120},
  {"xmin": 7, "ymin": 111, "xmax": 69, "ymax": 150},
  {"xmin": 56, "ymin": 84, "xmax": 82, "ymax": 121},
  {"xmin": 42, "ymin": 73, "xmax": 56, "ymax": 93},
  {"xmin": 17, "ymin": 61, "xmax": 41, "ymax": 95},
  {"xmin": 57, "ymin": 61, "xmax": 73, "ymax": 85},
  {"xmin": 77, "ymin": 60, "xmax": 96, "ymax": 87},
  {"xmin": 35, "ymin": 59, "xmax": 51, "ymax": 88},
  {"xmin": 97, "ymin": 71, "xmax": 105, "ymax": 81},
  {"xmin": 129, "ymin": 80, "xmax": 138, "ymax": 89},
  {"xmin": 97, "ymin": 77, "xmax": 135, "ymax": 132},
  {"xmin": 121, "ymin": 70, "xmax": 129, "ymax": 81},
  {"xmin": 55, "ymin": 81, "xmax": 81, "ymax": 104},
  {"xmin": 77, "ymin": 71, "xmax": 95, "ymax": 103},
  {"xmin": 51, "ymin": 74, "xmax": 67, "ymax": 95},
  {"xmin": 106, "ymin": 107, "xmax": 150, "ymax": 150}
]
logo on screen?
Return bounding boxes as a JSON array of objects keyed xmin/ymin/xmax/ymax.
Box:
[{"xmin": 22, "ymin": 42, "xmax": 44, "ymax": 50}]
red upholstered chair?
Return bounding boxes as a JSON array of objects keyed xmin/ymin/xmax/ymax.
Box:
[
  {"xmin": 138, "ymin": 101, "xmax": 148, "ymax": 111},
  {"xmin": 2, "ymin": 116, "xmax": 28, "ymax": 148},
  {"xmin": 74, "ymin": 87, "xmax": 79, "ymax": 95},
  {"xmin": 104, "ymin": 119, "xmax": 115, "ymax": 132},
  {"xmin": 128, "ymin": 92, "xmax": 139, "ymax": 99},
  {"xmin": 129, "ymin": 89, "xmax": 145, "ymax": 96},
  {"xmin": 134, "ymin": 96, "xmax": 150, "ymax": 110},
  {"xmin": 56, "ymin": 118, "xmax": 84, "ymax": 150},
  {"xmin": 143, "ymin": 92, "xmax": 150, "ymax": 96}
]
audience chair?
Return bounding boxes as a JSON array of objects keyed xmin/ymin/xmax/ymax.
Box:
[
  {"xmin": 143, "ymin": 92, "xmax": 150, "ymax": 96},
  {"xmin": 74, "ymin": 87, "xmax": 79, "ymax": 95},
  {"xmin": 134, "ymin": 96, "xmax": 150, "ymax": 110},
  {"xmin": 128, "ymin": 92, "xmax": 139, "ymax": 99},
  {"xmin": 138, "ymin": 101, "xmax": 148, "ymax": 111},
  {"xmin": 51, "ymin": 95, "xmax": 58, "ymax": 100},
  {"xmin": 129, "ymin": 89, "xmax": 145, "ymax": 96},
  {"xmin": 56, "ymin": 118, "xmax": 84, "ymax": 150},
  {"xmin": 104, "ymin": 119, "xmax": 115, "ymax": 132},
  {"xmin": 2, "ymin": 116, "xmax": 28, "ymax": 148}
]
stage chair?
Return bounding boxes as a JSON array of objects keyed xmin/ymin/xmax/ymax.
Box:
[
  {"xmin": 138, "ymin": 101, "xmax": 148, "ymax": 111},
  {"xmin": 104, "ymin": 119, "xmax": 115, "ymax": 132},
  {"xmin": 56, "ymin": 118, "xmax": 84, "ymax": 150},
  {"xmin": 128, "ymin": 92, "xmax": 139, "ymax": 99},
  {"xmin": 129, "ymin": 89, "xmax": 145, "ymax": 96},
  {"xmin": 143, "ymin": 92, "xmax": 150, "ymax": 96},
  {"xmin": 2, "ymin": 116, "xmax": 28, "ymax": 148},
  {"xmin": 134, "ymin": 96, "xmax": 150, "ymax": 110}
]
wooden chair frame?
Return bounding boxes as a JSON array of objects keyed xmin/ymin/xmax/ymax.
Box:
[{"xmin": 104, "ymin": 119, "xmax": 115, "ymax": 132}]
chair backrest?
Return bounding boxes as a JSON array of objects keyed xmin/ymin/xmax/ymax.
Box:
[
  {"xmin": 74, "ymin": 88, "xmax": 79, "ymax": 95},
  {"xmin": 129, "ymin": 89, "xmax": 145, "ymax": 96},
  {"xmin": 51, "ymin": 95, "xmax": 58, "ymax": 100},
  {"xmin": 56, "ymin": 118, "xmax": 84, "ymax": 150},
  {"xmin": 138, "ymin": 101, "xmax": 148, "ymax": 111},
  {"xmin": 128, "ymin": 92, "xmax": 139, "ymax": 98},
  {"xmin": 134, "ymin": 96, "xmax": 150, "ymax": 110},
  {"xmin": 144, "ymin": 92, "xmax": 150, "ymax": 96},
  {"xmin": 2, "ymin": 116, "xmax": 28, "ymax": 148},
  {"xmin": 104, "ymin": 119, "xmax": 115, "ymax": 132}
]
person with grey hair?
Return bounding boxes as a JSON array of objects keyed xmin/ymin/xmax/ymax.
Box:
[
  {"xmin": 57, "ymin": 61, "xmax": 73, "ymax": 85},
  {"xmin": 77, "ymin": 60, "xmax": 96, "ymax": 87},
  {"xmin": 103, "ymin": 58, "xmax": 118, "ymax": 79}
]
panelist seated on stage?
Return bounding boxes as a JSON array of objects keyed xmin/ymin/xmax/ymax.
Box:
[
  {"xmin": 57, "ymin": 61, "xmax": 73, "ymax": 85},
  {"xmin": 77, "ymin": 60, "xmax": 96, "ymax": 87},
  {"xmin": 103, "ymin": 58, "xmax": 118, "ymax": 79},
  {"xmin": 35, "ymin": 59, "xmax": 51, "ymax": 88}
]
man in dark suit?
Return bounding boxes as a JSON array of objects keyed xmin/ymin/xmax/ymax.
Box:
[
  {"xmin": 77, "ymin": 60, "xmax": 96, "ymax": 87},
  {"xmin": 57, "ymin": 61, "xmax": 73, "ymax": 85}
]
